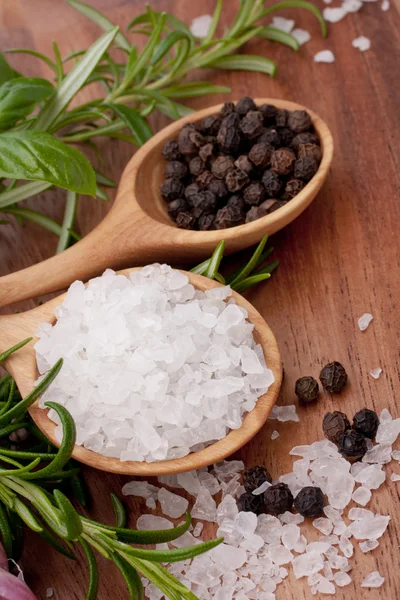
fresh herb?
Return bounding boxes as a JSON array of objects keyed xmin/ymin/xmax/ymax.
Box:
[
  {"xmin": 0, "ymin": 0, "xmax": 325, "ymax": 252},
  {"xmin": 0, "ymin": 340, "xmax": 221, "ymax": 599}
]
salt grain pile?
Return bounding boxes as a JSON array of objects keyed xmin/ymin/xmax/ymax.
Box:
[
  {"xmin": 123, "ymin": 407, "xmax": 399, "ymax": 599},
  {"xmin": 35, "ymin": 265, "xmax": 273, "ymax": 462}
]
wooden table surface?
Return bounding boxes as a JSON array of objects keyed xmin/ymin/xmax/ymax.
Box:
[{"xmin": 1, "ymin": 1, "xmax": 400, "ymax": 599}]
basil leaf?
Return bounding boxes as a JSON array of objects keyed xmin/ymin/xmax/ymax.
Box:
[
  {"xmin": 0, "ymin": 53, "xmax": 20, "ymax": 85},
  {"xmin": 0, "ymin": 77, "xmax": 54, "ymax": 130},
  {"xmin": 35, "ymin": 27, "xmax": 119, "ymax": 131},
  {"xmin": 0, "ymin": 131, "xmax": 96, "ymax": 196},
  {"xmin": 106, "ymin": 103, "xmax": 153, "ymax": 146}
]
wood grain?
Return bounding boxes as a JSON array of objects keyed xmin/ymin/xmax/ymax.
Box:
[{"xmin": 1, "ymin": 1, "xmax": 400, "ymax": 599}]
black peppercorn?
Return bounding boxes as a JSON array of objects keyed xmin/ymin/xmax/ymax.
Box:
[
  {"xmin": 320, "ymin": 362, "xmax": 348, "ymax": 393},
  {"xmin": 187, "ymin": 191, "xmax": 216, "ymax": 218},
  {"xmin": 217, "ymin": 112, "xmax": 241, "ymax": 154},
  {"xmin": 294, "ymin": 157, "xmax": 318, "ymax": 181},
  {"xmin": 227, "ymin": 194, "xmax": 245, "ymax": 211},
  {"xmin": 199, "ymin": 143, "xmax": 214, "ymax": 163},
  {"xmin": 234, "ymin": 155, "xmax": 254, "ymax": 175},
  {"xmin": 199, "ymin": 115, "xmax": 221, "ymax": 135},
  {"xmin": 262, "ymin": 170, "xmax": 283, "ymax": 198},
  {"xmin": 162, "ymin": 140, "xmax": 182, "ymax": 161},
  {"xmin": 271, "ymin": 148, "xmax": 296, "ymax": 176},
  {"xmin": 176, "ymin": 211, "xmax": 196, "ymax": 229},
  {"xmin": 214, "ymin": 205, "xmax": 245, "ymax": 229},
  {"xmin": 185, "ymin": 183, "xmax": 200, "ymax": 200},
  {"xmin": 243, "ymin": 182, "xmax": 265, "ymax": 206},
  {"xmin": 282, "ymin": 179, "xmax": 305, "ymax": 200},
  {"xmin": 353, "ymin": 408, "xmax": 379, "ymax": 439},
  {"xmin": 208, "ymin": 178, "xmax": 228, "ymax": 199},
  {"xmin": 295, "ymin": 376, "xmax": 319, "ymax": 403},
  {"xmin": 322, "ymin": 411, "xmax": 351, "ymax": 444},
  {"xmin": 236, "ymin": 491, "xmax": 264, "ymax": 515},
  {"xmin": 211, "ymin": 156, "xmax": 235, "ymax": 179},
  {"xmin": 225, "ymin": 168, "xmax": 249, "ymax": 192},
  {"xmin": 178, "ymin": 125, "xmax": 198, "ymax": 155},
  {"xmin": 338, "ymin": 429, "xmax": 368, "ymax": 461},
  {"xmin": 288, "ymin": 110, "xmax": 312, "ymax": 133},
  {"xmin": 220, "ymin": 101, "xmax": 235, "ymax": 116},
  {"xmin": 239, "ymin": 110, "xmax": 264, "ymax": 139},
  {"xmin": 196, "ymin": 170, "xmax": 214, "ymax": 189},
  {"xmin": 189, "ymin": 156, "xmax": 206, "ymax": 177},
  {"xmin": 291, "ymin": 132, "xmax": 319, "ymax": 153},
  {"xmin": 248, "ymin": 142, "xmax": 273, "ymax": 169},
  {"xmin": 298, "ymin": 143, "xmax": 322, "ymax": 164},
  {"xmin": 264, "ymin": 482, "xmax": 293, "ymax": 516},
  {"xmin": 161, "ymin": 178, "xmax": 185, "ymax": 202},
  {"xmin": 245, "ymin": 199, "xmax": 282, "ymax": 222},
  {"xmin": 164, "ymin": 160, "xmax": 188, "ymax": 180},
  {"xmin": 168, "ymin": 198, "xmax": 188, "ymax": 221},
  {"xmin": 259, "ymin": 103, "xmax": 278, "ymax": 124},
  {"xmin": 243, "ymin": 465, "xmax": 273, "ymax": 493},
  {"xmin": 294, "ymin": 487, "xmax": 325, "ymax": 517},
  {"xmin": 258, "ymin": 128, "xmax": 281, "ymax": 148},
  {"xmin": 276, "ymin": 109, "xmax": 288, "ymax": 127},
  {"xmin": 235, "ymin": 96, "xmax": 257, "ymax": 116},
  {"xmin": 198, "ymin": 213, "xmax": 215, "ymax": 230},
  {"xmin": 277, "ymin": 127, "xmax": 295, "ymax": 147}
]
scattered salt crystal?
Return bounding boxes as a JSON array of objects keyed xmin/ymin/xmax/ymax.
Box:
[
  {"xmin": 271, "ymin": 430, "xmax": 280, "ymax": 440},
  {"xmin": 280, "ymin": 511, "xmax": 304, "ymax": 525},
  {"xmin": 269, "ymin": 405, "xmax": 300, "ymax": 422},
  {"xmin": 320, "ymin": 535, "xmax": 339, "ymax": 545},
  {"xmin": 391, "ymin": 473, "xmax": 400, "ymax": 481},
  {"xmin": 326, "ymin": 472, "xmax": 354, "ymax": 509},
  {"xmin": 352, "ymin": 486, "xmax": 372, "ymax": 506},
  {"xmin": 376, "ymin": 418, "xmax": 400, "ymax": 444},
  {"xmin": 307, "ymin": 542, "xmax": 331, "ymax": 554},
  {"xmin": 323, "ymin": 6, "xmax": 348, "ymax": 22},
  {"xmin": 158, "ymin": 488, "xmax": 188, "ymax": 519},
  {"xmin": 236, "ymin": 511, "xmax": 257, "ymax": 537},
  {"xmin": 281, "ymin": 524, "xmax": 300, "ymax": 549},
  {"xmin": 361, "ymin": 571, "xmax": 385, "ymax": 588},
  {"xmin": 317, "ymin": 577, "xmax": 335, "ymax": 594},
  {"xmin": 362, "ymin": 443, "xmax": 392, "ymax": 464},
  {"xmin": 381, "ymin": 0, "xmax": 390, "ymax": 9},
  {"xmin": 146, "ymin": 497, "xmax": 157, "ymax": 510},
  {"xmin": 190, "ymin": 14, "xmax": 213, "ymax": 38},
  {"xmin": 380, "ymin": 408, "xmax": 392, "ymax": 422},
  {"xmin": 339, "ymin": 535, "xmax": 354, "ymax": 557},
  {"xmin": 269, "ymin": 544, "xmax": 294, "ymax": 565},
  {"xmin": 314, "ymin": 50, "xmax": 335, "ymax": 63},
  {"xmin": 292, "ymin": 551, "xmax": 324, "ymax": 579},
  {"xmin": 211, "ymin": 543, "xmax": 247, "ymax": 570},
  {"xmin": 358, "ymin": 313, "xmax": 373, "ymax": 331},
  {"xmin": 271, "ymin": 16, "xmax": 295, "ymax": 33},
  {"xmin": 46, "ymin": 589, "xmax": 54, "ymax": 599},
  {"xmin": 177, "ymin": 472, "xmax": 201, "ymax": 496},
  {"xmin": 354, "ymin": 464, "xmax": 386, "ymax": 489},
  {"xmin": 347, "ymin": 514, "xmax": 390, "ymax": 540},
  {"xmin": 391, "ymin": 450, "xmax": 400, "ymax": 461},
  {"xmin": 313, "ymin": 518, "xmax": 333, "ymax": 535},
  {"xmin": 122, "ymin": 481, "xmax": 158, "ymax": 499},
  {"xmin": 137, "ymin": 514, "xmax": 172, "ymax": 530},
  {"xmin": 370, "ymin": 367, "xmax": 382, "ymax": 379},
  {"xmin": 252, "ymin": 480, "xmax": 271, "ymax": 495},
  {"xmin": 359, "ymin": 539, "xmax": 379, "ymax": 553},
  {"xmin": 348, "ymin": 507, "xmax": 374, "ymax": 520},
  {"xmin": 290, "ymin": 445, "xmax": 311, "ymax": 457},
  {"xmin": 291, "ymin": 28, "xmax": 311, "ymax": 45},
  {"xmin": 352, "ymin": 36, "xmax": 371, "ymax": 52},
  {"xmin": 192, "ymin": 522, "xmax": 203, "ymax": 537},
  {"xmin": 343, "ymin": 0, "xmax": 363, "ymax": 11},
  {"xmin": 323, "ymin": 506, "xmax": 343, "ymax": 523},
  {"xmin": 191, "ymin": 488, "xmax": 217, "ymax": 522},
  {"xmin": 334, "ymin": 571, "xmax": 352, "ymax": 586}
]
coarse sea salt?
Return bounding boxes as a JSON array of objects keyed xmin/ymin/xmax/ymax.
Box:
[
  {"xmin": 381, "ymin": 0, "xmax": 390, "ymax": 9},
  {"xmin": 323, "ymin": 6, "xmax": 348, "ymax": 22},
  {"xmin": 271, "ymin": 430, "xmax": 280, "ymax": 440},
  {"xmin": 361, "ymin": 571, "xmax": 385, "ymax": 588},
  {"xmin": 190, "ymin": 14, "xmax": 212, "ymax": 38},
  {"xmin": 291, "ymin": 28, "xmax": 311, "ymax": 45},
  {"xmin": 358, "ymin": 312, "xmax": 373, "ymax": 331},
  {"xmin": 352, "ymin": 36, "xmax": 371, "ymax": 51},
  {"xmin": 270, "ymin": 16, "xmax": 295, "ymax": 33},
  {"xmin": 370, "ymin": 367, "xmax": 382, "ymax": 379},
  {"xmin": 35, "ymin": 266, "xmax": 273, "ymax": 462},
  {"xmin": 314, "ymin": 50, "xmax": 335, "ymax": 63}
]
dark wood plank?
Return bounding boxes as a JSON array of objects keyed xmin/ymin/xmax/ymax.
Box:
[{"xmin": 1, "ymin": 1, "xmax": 400, "ymax": 598}]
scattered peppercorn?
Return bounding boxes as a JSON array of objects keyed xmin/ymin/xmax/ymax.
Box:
[
  {"xmin": 322, "ymin": 411, "xmax": 351, "ymax": 444},
  {"xmin": 353, "ymin": 408, "xmax": 380, "ymax": 439},
  {"xmin": 338, "ymin": 429, "xmax": 368, "ymax": 461},
  {"xmin": 236, "ymin": 491, "xmax": 264, "ymax": 515},
  {"xmin": 295, "ymin": 376, "xmax": 319, "ymax": 403},
  {"xmin": 243, "ymin": 465, "xmax": 273, "ymax": 493},
  {"xmin": 320, "ymin": 362, "xmax": 348, "ymax": 393},
  {"xmin": 264, "ymin": 482, "xmax": 294, "ymax": 516},
  {"xmin": 160, "ymin": 98, "xmax": 320, "ymax": 229},
  {"xmin": 294, "ymin": 487, "xmax": 325, "ymax": 517}
]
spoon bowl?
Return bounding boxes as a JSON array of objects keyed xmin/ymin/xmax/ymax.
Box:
[
  {"xmin": 0, "ymin": 269, "xmax": 282, "ymax": 476},
  {"xmin": 0, "ymin": 98, "xmax": 333, "ymax": 308}
]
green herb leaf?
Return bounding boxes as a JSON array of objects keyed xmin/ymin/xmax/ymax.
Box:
[
  {"xmin": 151, "ymin": 31, "xmax": 192, "ymax": 66},
  {"xmin": 230, "ymin": 235, "xmax": 269, "ymax": 287},
  {"xmin": 112, "ymin": 553, "xmax": 143, "ymax": 599},
  {"xmin": 35, "ymin": 27, "xmax": 119, "ymax": 131},
  {"xmin": 79, "ymin": 537, "xmax": 99, "ymax": 600},
  {"xmin": 258, "ymin": 1, "xmax": 327, "ymax": 38},
  {"xmin": 0, "ymin": 131, "xmax": 96, "ymax": 196},
  {"xmin": 0, "ymin": 77, "xmax": 55, "ymax": 130},
  {"xmin": 57, "ymin": 191, "xmax": 78, "ymax": 254},
  {"xmin": 0, "ymin": 337, "xmax": 32, "ymax": 364},
  {"xmin": 38, "ymin": 527, "xmax": 76, "ymax": 560},
  {"xmin": 203, "ymin": 0, "xmax": 223, "ymax": 44},
  {"xmin": 106, "ymin": 103, "xmax": 153, "ymax": 145},
  {"xmin": 0, "ymin": 53, "xmax": 20, "ymax": 85},
  {"xmin": 67, "ymin": 0, "xmax": 131, "ymax": 52},
  {"xmin": 163, "ymin": 81, "xmax": 230, "ymax": 99},
  {"xmin": 111, "ymin": 494, "xmax": 127, "ymax": 529},
  {"xmin": 207, "ymin": 54, "xmax": 277, "ymax": 77},
  {"xmin": 2, "ymin": 206, "xmax": 62, "ymax": 236},
  {"xmin": 258, "ymin": 26, "xmax": 300, "ymax": 51},
  {"xmin": 232, "ymin": 273, "xmax": 271, "ymax": 294},
  {"xmin": 0, "ymin": 502, "xmax": 13, "ymax": 557},
  {"xmin": 206, "ymin": 240, "xmax": 225, "ymax": 280},
  {"xmin": 53, "ymin": 490, "xmax": 83, "ymax": 540},
  {"xmin": 5, "ymin": 48, "xmax": 57, "ymax": 72},
  {"xmin": 0, "ymin": 181, "xmax": 52, "ymax": 210}
]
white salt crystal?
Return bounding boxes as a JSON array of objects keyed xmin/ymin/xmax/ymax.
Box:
[
  {"xmin": 320, "ymin": 535, "xmax": 339, "ymax": 545},
  {"xmin": 334, "ymin": 571, "xmax": 352, "ymax": 586},
  {"xmin": 359, "ymin": 539, "xmax": 379, "ymax": 553},
  {"xmin": 377, "ymin": 419, "xmax": 400, "ymax": 444},
  {"xmin": 352, "ymin": 486, "xmax": 372, "ymax": 506},
  {"xmin": 192, "ymin": 522, "xmax": 203, "ymax": 537},
  {"xmin": 252, "ymin": 480, "xmax": 271, "ymax": 495},
  {"xmin": 391, "ymin": 450, "xmax": 400, "ymax": 460},
  {"xmin": 354, "ymin": 464, "xmax": 386, "ymax": 489},
  {"xmin": 269, "ymin": 544, "xmax": 294, "ymax": 565},
  {"xmin": 339, "ymin": 535, "xmax": 354, "ymax": 557},
  {"xmin": 358, "ymin": 313, "xmax": 373, "ymax": 331},
  {"xmin": 381, "ymin": 0, "xmax": 390, "ymax": 9},
  {"xmin": 292, "ymin": 551, "xmax": 324, "ymax": 578},
  {"xmin": 391, "ymin": 473, "xmax": 400, "ymax": 481},
  {"xmin": 190, "ymin": 14, "xmax": 213, "ymax": 38},
  {"xmin": 236, "ymin": 511, "xmax": 257, "ymax": 537},
  {"xmin": 323, "ymin": 6, "xmax": 348, "ymax": 22},
  {"xmin": 348, "ymin": 507, "xmax": 374, "ymax": 520},
  {"xmin": 323, "ymin": 506, "xmax": 343, "ymax": 524},
  {"xmin": 363, "ymin": 443, "xmax": 392, "ymax": 464},
  {"xmin": 361, "ymin": 571, "xmax": 385, "ymax": 588},
  {"xmin": 122, "ymin": 481, "xmax": 158, "ymax": 499},
  {"xmin": 380, "ymin": 408, "xmax": 392, "ymax": 422},
  {"xmin": 291, "ymin": 28, "xmax": 311, "ymax": 45},
  {"xmin": 314, "ymin": 50, "xmax": 335, "ymax": 63},
  {"xmin": 46, "ymin": 590, "xmax": 54, "ymax": 599},
  {"xmin": 271, "ymin": 430, "xmax": 280, "ymax": 440},
  {"xmin": 137, "ymin": 515, "xmax": 172, "ymax": 530},
  {"xmin": 313, "ymin": 518, "xmax": 333, "ymax": 535},
  {"xmin": 269, "ymin": 405, "xmax": 300, "ymax": 422},
  {"xmin": 352, "ymin": 36, "xmax": 371, "ymax": 52},
  {"xmin": 280, "ymin": 511, "xmax": 304, "ymax": 525},
  {"xmin": 307, "ymin": 542, "xmax": 331, "ymax": 554},
  {"xmin": 177, "ymin": 472, "xmax": 201, "ymax": 496},
  {"xmin": 317, "ymin": 577, "xmax": 335, "ymax": 594},
  {"xmin": 347, "ymin": 514, "xmax": 390, "ymax": 539},
  {"xmin": 271, "ymin": 16, "xmax": 295, "ymax": 33},
  {"xmin": 343, "ymin": 0, "xmax": 363, "ymax": 11},
  {"xmin": 211, "ymin": 544, "xmax": 247, "ymax": 570},
  {"xmin": 192, "ymin": 488, "xmax": 217, "ymax": 522},
  {"xmin": 326, "ymin": 472, "xmax": 354, "ymax": 509},
  {"xmin": 370, "ymin": 367, "xmax": 382, "ymax": 379},
  {"xmin": 158, "ymin": 488, "xmax": 188, "ymax": 519},
  {"xmin": 294, "ymin": 535, "xmax": 308, "ymax": 553},
  {"xmin": 146, "ymin": 497, "xmax": 156, "ymax": 510},
  {"xmin": 281, "ymin": 524, "xmax": 300, "ymax": 549}
]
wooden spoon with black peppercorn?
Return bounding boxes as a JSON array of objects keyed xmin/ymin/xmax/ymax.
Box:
[{"xmin": 0, "ymin": 99, "xmax": 333, "ymax": 308}]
